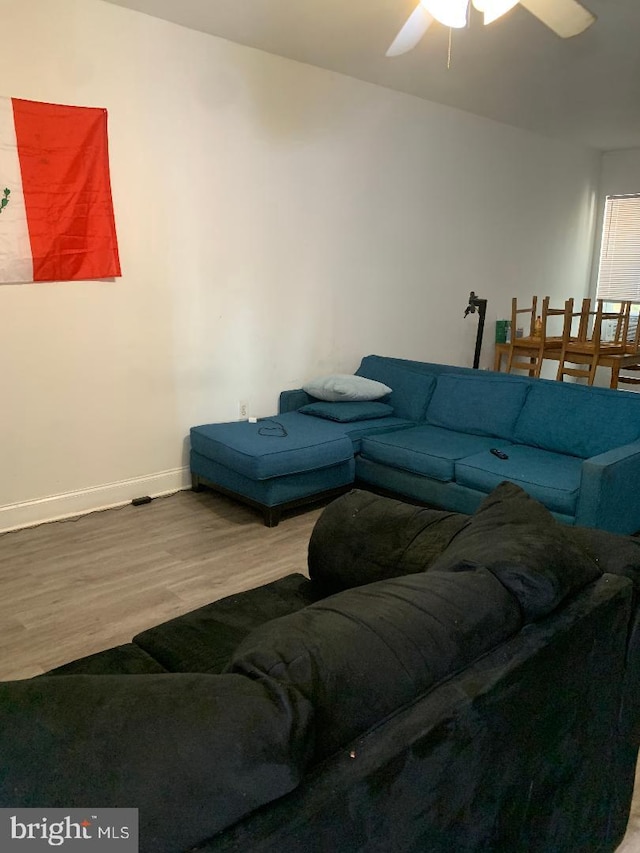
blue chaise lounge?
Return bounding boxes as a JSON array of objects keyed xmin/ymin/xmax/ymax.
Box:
[{"xmin": 190, "ymin": 354, "xmax": 640, "ymax": 533}]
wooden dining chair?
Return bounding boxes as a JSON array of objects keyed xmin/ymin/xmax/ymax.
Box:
[
  {"xmin": 556, "ymin": 299, "xmax": 629, "ymax": 386},
  {"xmin": 616, "ymin": 302, "xmax": 640, "ymax": 388},
  {"xmin": 505, "ymin": 295, "xmax": 570, "ymax": 378}
]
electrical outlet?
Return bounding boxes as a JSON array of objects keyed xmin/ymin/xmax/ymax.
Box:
[{"xmin": 239, "ymin": 400, "xmax": 248, "ymax": 419}]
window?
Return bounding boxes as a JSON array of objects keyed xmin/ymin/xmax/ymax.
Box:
[{"xmin": 596, "ymin": 194, "xmax": 640, "ymax": 301}]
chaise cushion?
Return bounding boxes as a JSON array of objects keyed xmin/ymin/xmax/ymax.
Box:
[
  {"xmin": 190, "ymin": 414, "xmax": 353, "ymax": 480},
  {"xmin": 428, "ymin": 482, "xmax": 601, "ymax": 621},
  {"xmin": 229, "ymin": 569, "xmax": 521, "ymax": 761}
]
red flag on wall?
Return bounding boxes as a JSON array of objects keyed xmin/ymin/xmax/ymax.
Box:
[{"xmin": 0, "ymin": 97, "xmax": 121, "ymax": 283}]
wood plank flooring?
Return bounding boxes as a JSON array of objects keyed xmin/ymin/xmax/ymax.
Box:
[
  {"xmin": 1, "ymin": 487, "xmax": 639, "ymax": 851},
  {"xmin": 0, "ymin": 489, "xmax": 321, "ymax": 680}
]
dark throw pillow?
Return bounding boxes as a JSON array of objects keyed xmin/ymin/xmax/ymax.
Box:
[
  {"xmin": 429, "ymin": 481, "xmax": 601, "ymax": 622},
  {"xmin": 298, "ymin": 401, "xmax": 394, "ymax": 422}
]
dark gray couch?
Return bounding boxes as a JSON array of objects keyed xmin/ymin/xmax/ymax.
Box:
[{"xmin": 2, "ymin": 483, "xmax": 640, "ymax": 853}]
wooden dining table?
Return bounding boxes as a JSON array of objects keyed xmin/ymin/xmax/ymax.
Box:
[{"xmin": 493, "ymin": 342, "xmax": 640, "ymax": 390}]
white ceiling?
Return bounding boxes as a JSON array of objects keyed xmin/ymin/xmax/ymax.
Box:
[{"xmin": 103, "ymin": 0, "xmax": 640, "ymax": 151}]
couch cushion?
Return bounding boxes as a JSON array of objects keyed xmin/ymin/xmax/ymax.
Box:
[
  {"xmin": 299, "ymin": 401, "xmax": 394, "ymax": 422},
  {"xmin": 0, "ymin": 672, "xmax": 313, "ymax": 853},
  {"xmin": 426, "ymin": 373, "xmax": 530, "ymax": 440},
  {"xmin": 356, "ymin": 360, "xmax": 436, "ymax": 421},
  {"xmin": 429, "ymin": 482, "xmax": 601, "ymax": 621},
  {"xmin": 229, "ymin": 569, "xmax": 521, "ymax": 762},
  {"xmin": 513, "ymin": 381, "xmax": 640, "ymax": 458},
  {"xmin": 302, "ymin": 374, "xmax": 391, "ymax": 402},
  {"xmin": 455, "ymin": 444, "xmax": 582, "ymax": 516},
  {"xmin": 45, "ymin": 643, "xmax": 167, "ymax": 676},
  {"xmin": 190, "ymin": 413, "xmax": 353, "ymax": 480},
  {"xmin": 308, "ymin": 488, "xmax": 468, "ymax": 591},
  {"xmin": 360, "ymin": 425, "xmax": 508, "ymax": 482},
  {"xmin": 134, "ymin": 573, "xmax": 324, "ymax": 674}
]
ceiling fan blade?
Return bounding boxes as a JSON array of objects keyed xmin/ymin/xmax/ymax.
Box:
[
  {"xmin": 386, "ymin": 3, "xmax": 434, "ymax": 57},
  {"xmin": 519, "ymin": 0, "xmax": 596, "ymax": 37}
]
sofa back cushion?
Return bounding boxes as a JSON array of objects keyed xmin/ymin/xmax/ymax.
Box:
[
  {"xmin": 426, "ymin": 373, "xmax": 530, "ymax": 440},
  {"xmin": 513, "ymin": 381, "xmax": 640, "ymax": 458},
  {"xmin": 229, "ymin": 570, "xmax": 521, "ymax": 761},
  {"xmin": 0, "ymin": 672, "xmax": 313, "ymax": 853},
  {"xmin": 356, "ymin": 358, "xmax": 436, "ymax": 421},
  {"xmin": 429, "ymin": 482, "xmax": 601, "ymax": 621},
  {"xmin": 308, "ymin": 488, "xmax": 468, "ymax": 591}
]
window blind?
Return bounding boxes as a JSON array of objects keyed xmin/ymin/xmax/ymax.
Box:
[{"xmin": 596, "ymin": 194, "xmax": 640, "ymax": 301}]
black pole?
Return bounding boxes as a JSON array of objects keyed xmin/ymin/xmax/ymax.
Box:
[{"xmin": 464, "ymin": 291, "xmax": 487, "ymax": 369}]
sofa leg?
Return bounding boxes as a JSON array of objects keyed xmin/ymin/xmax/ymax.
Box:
[
  {"xmin": 191, "ymin": 474, "xmax": 203, "ymax": 492},
  {"xmin": 263, "ymin": 506, "xmax": 281, "ymax": 527}
]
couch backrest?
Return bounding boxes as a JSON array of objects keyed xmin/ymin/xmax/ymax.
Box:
[
  {"xmin": 214, "ymin": 573, "xmax": 633, "ymax": 853},
  {"xmin": 356, "ymin": 355, "xmax": 640, "ymax": 456},
  {"xmin": 425, "ymin": 372, "xmax": 531, "ymax": 440},
  {"xmin": 355, "ymin": 356, "xmax": 438, "ymax": 421},
  {"xmin": 513, "ymin": 380, "xmax": 640, "ymax": 458},
  {"xmin": 229, "ymin": 569, "xmax": 521, "ymax": 762}
]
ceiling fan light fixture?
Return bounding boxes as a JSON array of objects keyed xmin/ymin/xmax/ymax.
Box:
[
  {"xmin": 472, "ymin": 0, "xmax": 519, "ymax": 25},
  {"xmin": 420, "ymin": 0, "xmax": 469, "ymax": 29}
]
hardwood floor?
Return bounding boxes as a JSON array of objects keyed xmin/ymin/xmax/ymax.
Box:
[
  {"xmin": 0, "ymin": 489, "xmax": 322, "ymax": 680},
  {"xmin": 1, "ymin": 487, "xmax": 639, "ymax": 851}
]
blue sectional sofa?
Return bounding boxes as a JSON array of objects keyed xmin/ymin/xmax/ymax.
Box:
[{"xmin": 191, "ymin": 354, "xmax": 640, "ymax": 534}]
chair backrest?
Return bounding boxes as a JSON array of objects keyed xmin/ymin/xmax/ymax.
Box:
[
  {"xmin": 510, "ymin": 296, "xmax": 538, "ymax": 339},
  {"xmin": 624, "ymin": 302, "xmax": 640, "ymax": 355},
  {"xmin": 561, "ymin": 297, "xmax": 590, "ymax": 345},
  {"xmin": 563, "ymin": 299, "xmax": 628, "ymax": 351},
  {"xmin": 540, "ymin": 296, "xmax": 573, "ymax": 342}
]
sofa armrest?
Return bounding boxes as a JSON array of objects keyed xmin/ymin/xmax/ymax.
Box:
[
  {"xmin": 279, "ymin": 389, "xmax": 314, "ymax": 413},
  {"xmin": 576, "ymin": 441, "xmax": 640, "ymax": 534},
  {"xmin": 0, "ymin": 673, "xmax": 312, "ymax": 853}
]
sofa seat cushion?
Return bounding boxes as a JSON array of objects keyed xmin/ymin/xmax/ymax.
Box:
[
  {"xmin": 514, "ymin": 381, "xmax": 640, "ymax": 458},
  {"xmin": 426, "ymin": 373, "xmax": 530, "ymax": 440},
  {"xmin": 360, "ymin": 425, "xmax": 510, "ymax": 482},
  {"xmin": 0, "ymin": 672, "xmax": 313, "ymax": 853},
  {"xmin": 455, "ymin": 444, "xmax": 582, "ymax": 515},
  {"xmin": 46, "ymin": 643, "xmax": 167, "ymax": 676},
  {"xmin": 229, "ymin": 569, "xmax": 522, "ymax": 762},
  {"xmin": 308, "ymin": 489, "xmax": 468, "ymax": 591},
  {"xmin": 190, "ymin": 413, "xmax": 353, "ymax": 480},
  {"xmin": 429, "ymin": 482, "xmax": 601, "ymax": 622},
  {"xmin": 331, "ymin": 415, "xmax": 415, "ymax": 453},
  {"xmin": 134, "ymin": 573, "xmax": 325, "ymax": 674}
]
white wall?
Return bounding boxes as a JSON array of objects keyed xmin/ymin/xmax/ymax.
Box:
[
  {"xmin": 599, "ymin": 149, "xmax": 640, "ymax": 195},
  {"xmin": 590, "ymin": 148, "xmax": 640, "ymax": 290},
  {"xmin": 0, "ymin": 0, "xmax": 600, "ymax": 529}
]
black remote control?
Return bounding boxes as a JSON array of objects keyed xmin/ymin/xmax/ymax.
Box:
[{"xmin": 490, "ymin": 448, "xmax": 509, "ymax": 460}]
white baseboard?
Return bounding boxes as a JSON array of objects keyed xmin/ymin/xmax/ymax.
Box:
[{"xmin": 0, "ymin": 467, "xmax": 192, "ymax": 533}]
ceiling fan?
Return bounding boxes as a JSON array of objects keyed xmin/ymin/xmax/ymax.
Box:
[{"xmin": 386, "ymin": 0, "xmax": 596, "ymax": 57}]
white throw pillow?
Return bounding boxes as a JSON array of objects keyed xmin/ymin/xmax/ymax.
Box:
[{"xmin": 302, "ymin": 374, "xmax": 392, "ymax": 402}]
